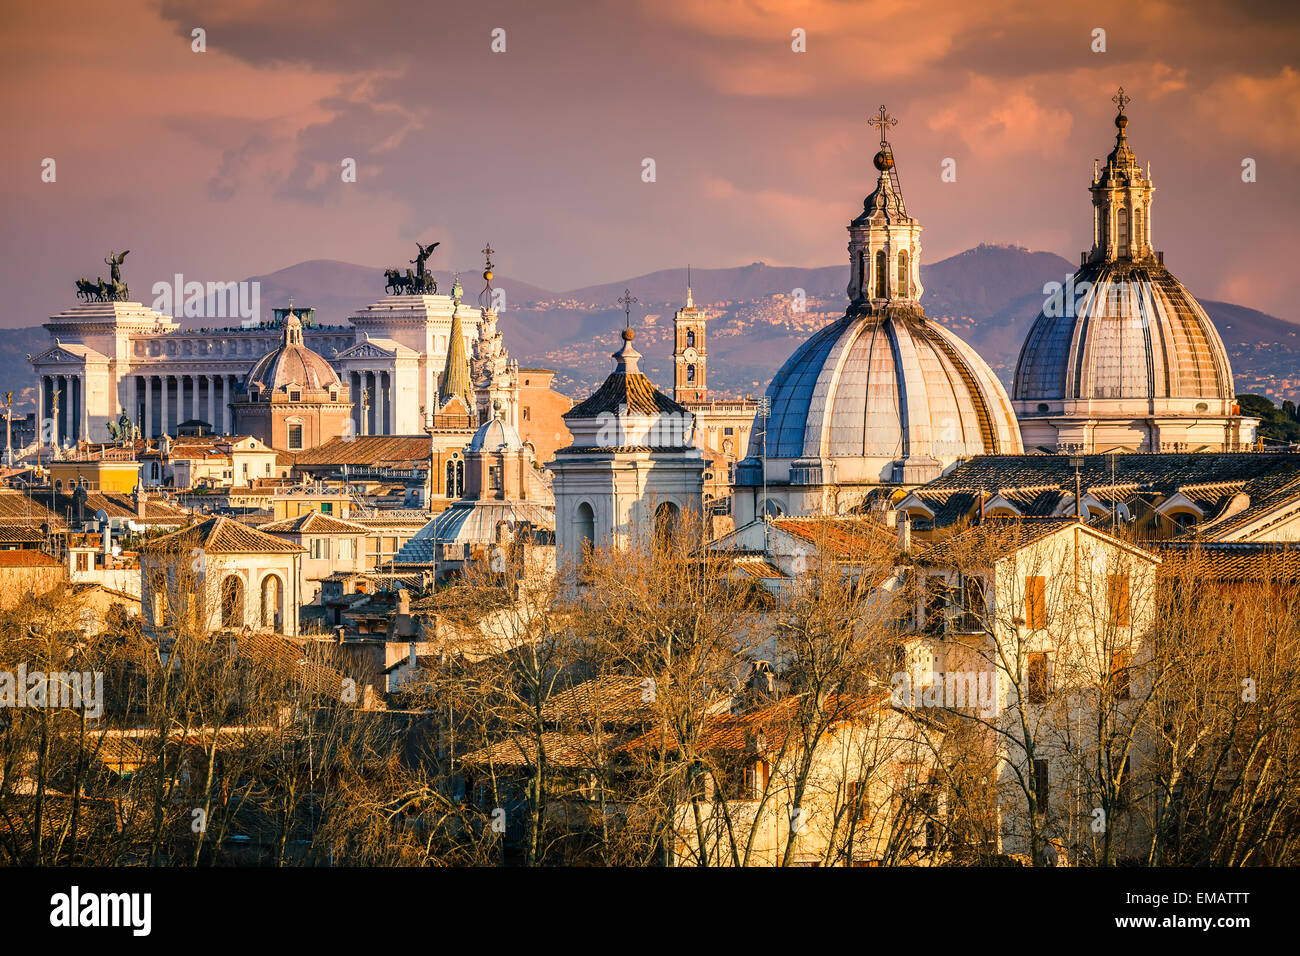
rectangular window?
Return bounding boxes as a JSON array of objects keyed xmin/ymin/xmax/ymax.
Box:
[
  {"xmin": 724, "ymin": 427, "xmax": 734, "ymax": 435},
  {"xmin": 287, "ymin": 424, "xmax": 303, "ymax": 450},
  {"xmin": 76, "ymin": 552, "xmax": 90, "ymax": 572},
  {"xmin": 488, "ymin": 464, "xmax": 503, "ymax": 491},
  {"xmin": 338, "ymin": 538, "xmax": 356, "ymax": 561},
  {"xmin": 310, "ymin": 538, "xmax": 328, "ymax": 560},
  {"xmin": 1025, "ymin": 576, "xmax": 1047, "ymax": 629},
  {"xmin": 522, "ymin": 407, "xmax": 531, "ymax": 421},
  {"xmin": 741, "ymin": 760, "xmax": 768, "ymax": 800},
  {"xmin": 1033, "ymin": 759, "xmax": 1050, "ymax": 811},
  {"xmin": 1107, "ymin": 573, "xmax": 1131, "ymax": 627},
  {"xmin": 1027, "ymin": 652, "xmax": 1049, "ymax": 704},
  {"xmin": 1110, "ymin": 650, "xmax": 1131, "ymax": 700},
  {"xmin": 321, "ymin": 502, "xmax": 333, "ymax": 514}
]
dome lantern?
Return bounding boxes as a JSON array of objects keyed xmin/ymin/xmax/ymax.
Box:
[{"xmin": 847, "ymin": 105, "xmax": 924, "ymax": 310}]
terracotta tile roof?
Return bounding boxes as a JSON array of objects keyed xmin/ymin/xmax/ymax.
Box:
[
  {"xmin": 566, "ymin": 368, "xmax": 689, "ymax": 419},
  {"xmin": 541, "ymin": 676, "xmax": 661, "ymax": 726},
  {"xmin": 142, "ymin": 515, "xmax": 304, "ymax": 555},
  {"xmin": 927, "ymin": 453, "xmax": 1300, "ymax": 492},
  {"xmin": 461, "ymin": 731, "xmax": 619, "ymax": 769},
  {"xmin": 0, "ymin": 550, "xmax": 62, "ymax": 567},
  {"xmin": 0, "ymin": 488, "xmax": 190, "ymax": 530},
  {"xmin": 1194, "ymin": 473, "xmax": 1300, "ymax": 540},
  {"xmin": 257, "ymin": 512, "xmax": 372, "ymax": 535},
  {"xmin": 290, "ymin": 435, "xmax": 435, "ymax": 468},
  {"xmin": 231, "ymin": 631, "xmax": 352, "ymax": 701},
  {"xmin": 769, "ymin": 516, "xmax": 895, "ymax": 557},
  {"xmin": 731, "ymin": 556, "xmax": 786, "ymax": 580},
  {"xmin": 1154, "ymin": 542, "xmax": 1300, "ymax": 582},
  {"xmin": 0, "ymin": 525, "xmax": 45, "ymax": 544}
]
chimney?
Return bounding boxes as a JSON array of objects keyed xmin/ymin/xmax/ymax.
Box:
[
  {"xmin": 408, "ymin": 640, "xmax": 417, "ymax": 669},
  {"xmin": 897, "ymin": 515, "xmax": 912, "ymax": 552},
  {"xmin": 135, "ymin": 488, "xmax": 146, "ymax": 519}
]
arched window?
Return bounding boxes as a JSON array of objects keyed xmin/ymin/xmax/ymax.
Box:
[
  {"xmin": 1134, "ymin": 207, "xmax": 1144, "ymax": 253},
  {"xmin": 686, "ymin": 364, "xmax": 695, "ymax": 383},
  {"xmin": 445, "ymin": 459, "xmax": 464, "ymax": 497},
  {"xmin": 654, "ymin": 502, "xmax": 680, "ymax": 547},
  {"xmin": 685, "ymin": 330, "xmax": 695, "ymax": 348},
  {"xmin": 897, "ymin": 250, "xmax": 909, "ymax": 296},
  {"xmin": 874, "ymin": 250, "xmax": 887, "ymax": 298},
  {"xmin": 260, "ymin": 574, "xmax": 282, "ymax": 630},
  {"xmin": 1117, "ymin": 208, "xmax": 1129, "ymax": 258},
  {"xmin": 576, "ymin": 502, "xmax": 595, "ymax": 552},
  {"xmin": 221, "ymin": 575, "xmax": 244, "ymax": 627},
  {"xmin": 857, "ymin": 252, "xmax": 866, "ymax": 295}
]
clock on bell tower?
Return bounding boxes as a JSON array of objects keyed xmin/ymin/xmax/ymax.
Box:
[{"xmin": 672, "ymin": 270, "xmax": 707, "ymax": 403}]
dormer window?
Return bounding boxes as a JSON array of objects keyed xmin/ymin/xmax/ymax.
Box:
[
  {"xmin": 289, "ymin": 389, "xmax": 301, "ymax": 402},
  {"xmin": 249, "ymin": 388, "xmax": 260, "ymax": 402}
]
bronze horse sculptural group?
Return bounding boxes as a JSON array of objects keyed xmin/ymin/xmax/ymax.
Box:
[
  {"xmin": 76, "ymin": 250, "xmax": 131, "ymax": 302},
  {"xmin": 385, "ymin": 241, "xmax": 439, "ymax": 295}
]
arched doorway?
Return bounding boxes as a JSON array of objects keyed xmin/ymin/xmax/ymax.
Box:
[
  {"xmin": 576, "ymin": 502, "xmax": 595, "ymax": 552},
  {"xmin": 260, "ymin": 574, "xmax": 283, "ymax": 630},
  {"xmin": 221, "ymin": 575, "xmax": 244, "ymax": 627},
  {"xmin": 654, "ymin": 501, "xmax": 680, "ymax": 547}
]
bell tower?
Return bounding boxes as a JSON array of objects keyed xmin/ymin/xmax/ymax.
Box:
[{"xmin": 673, "ymin": 267, "xmax": 707, "ymax": 403}]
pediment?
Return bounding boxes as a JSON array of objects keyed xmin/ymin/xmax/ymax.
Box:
[
  {"xmin": 31, "ymin": 344, "xmax": 99, "ymax": 365},
  {"xmin": 336, "ymin": 342, "xmax": 397, "ymax": 360}
]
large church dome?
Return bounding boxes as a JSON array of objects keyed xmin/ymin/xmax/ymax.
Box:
[
  {"xmin": 761, "ymin": 310, "xmax": 1021, "ymax": 472},
  {"xmin": 244, "ymin": 310, "xmax": 341, "ymax": 396},
  {"xmin": 1012, "ymin": 90, "xmax": 1253, "ymax": 454},
  {"xmin": 734, "ymin": 107, "xmax": 1022, "ymax": 521},
  {"xmin": 1014, "ymin": 260, "xmax": 1234, "ymax": 404}
]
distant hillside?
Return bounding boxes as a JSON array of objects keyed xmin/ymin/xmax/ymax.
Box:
[{"xmin": 5, "ymin": 246, "xmax": 1297, "ymax": 414}]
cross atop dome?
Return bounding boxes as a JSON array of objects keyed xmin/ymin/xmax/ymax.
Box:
[
  {"xmin": 868, "ymin": 104, "xmax": 897, "ymax": 148},
  {"xmin": 1112, "ymin": 86, "xmax": 1131, "ymax": 115}
]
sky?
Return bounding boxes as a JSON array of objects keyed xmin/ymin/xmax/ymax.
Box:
[{"xmin": 3, "ymin": 0, "xmax": 1298, "ymax": 325}]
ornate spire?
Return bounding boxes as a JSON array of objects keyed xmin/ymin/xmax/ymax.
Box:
[
  {"xmin": 1088, "ymin": 88, "xmax": 1155, "ymax": 264},
  {"xmin": 847, "ymin": 104, "xmax": 922, "ymax": 308},
  {"xmin": 479, "ymin": 242, "xmax": 495, "ymax": 309},
  {"xmin": 439, "ymin": 303, "xmax": 473, "ymax": 412},
  {"xmin": 685, "ymin": 264, "xmax": 693, "ymax": 309}
]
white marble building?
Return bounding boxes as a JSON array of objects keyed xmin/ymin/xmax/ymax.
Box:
[{"xmin": 29, "ymin": 292, "xmax": 481, "ymax": 443}]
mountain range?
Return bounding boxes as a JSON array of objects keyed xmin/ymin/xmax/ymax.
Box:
[{"xmin": 5, "ymin": 245, "xmax": 1298, "ymax": 413}]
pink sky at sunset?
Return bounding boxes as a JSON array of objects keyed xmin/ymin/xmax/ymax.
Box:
[{"xmin": 2, "ymin": 0, "xmax": 1297, "ymax": 324}]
